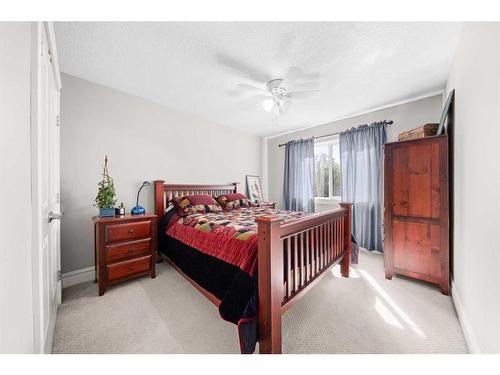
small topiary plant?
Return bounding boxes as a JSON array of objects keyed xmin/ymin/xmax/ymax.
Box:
[{"xmin": 94, "ymin": 155, "xmax": 117, "ymax": 209}]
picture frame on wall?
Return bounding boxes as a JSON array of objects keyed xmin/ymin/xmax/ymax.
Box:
[
  {"xmin": 246, "ymin": 175, "xmax": 263, "ymax": 202},
  {"xmin": 437, "ymin": 89, "xmax": 455, "ymax": 135}
]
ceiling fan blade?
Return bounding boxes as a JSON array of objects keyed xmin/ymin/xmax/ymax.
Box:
[
  {"xmin": 237, "ymin": 83, "xmax": 267, "ymax": 94},
  {"xmin": 227, "ymin": 85, "xmax": 270, "ymax": 99},
  {"xmin": 288, "ymin": 89, "xmax": 320, "ymax": 98},
  {"xmin": 216, "ymin": 52, "xmax": 271, "ymax": 84},
  {"xmin": 299, "ymin": 71, "xmax": 321, "ymax": 81},
  {"xmin": 282, "ymin": 67, "xmax": 301, "ymax": 90},
  {"xmin": 282, "ymin": 66, "xmax": 302, "ymax": 86},
  {"xmin": 282, "ymin": 67, "xmax": 321, "ymax": 89},
  {"xmin": 288, "ymin": 80, "xmax": 321, "ymax": 90}
]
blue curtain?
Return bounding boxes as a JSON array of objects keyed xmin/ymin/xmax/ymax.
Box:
[
  {"xmin": 340, "ymin": 122, "xmax": 387, "ymax": 251},
  {"xmin": 283, "ymin": 138, "xmax": 315, "ymax": 213}
]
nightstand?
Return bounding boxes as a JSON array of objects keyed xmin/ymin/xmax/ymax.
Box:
[
  {"xmin": 93, "ymin": 213, "xmax": 157, "ymax": 296},
  {"xmin": 258, "ymin": 202, "xmax": 276, "ymax": 209}
]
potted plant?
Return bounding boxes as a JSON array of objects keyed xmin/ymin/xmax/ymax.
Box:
[{"xmin": 94, "ymin": 155, "xmax": 117, "ymax": 217}]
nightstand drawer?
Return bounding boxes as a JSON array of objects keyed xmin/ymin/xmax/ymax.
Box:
[
  {"xmin": 106, "ymin": 220, "xmax": 151, "ymax": 242},
  {"xmin": 106, "ymin": 238, "xmax": 151, "ymax": 263},
  {"xmin": 107, "ymin": 255, "xmax": 151, "ymax": 282}
]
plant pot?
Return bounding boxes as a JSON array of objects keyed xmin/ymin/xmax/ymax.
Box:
[{"xmin": 99, "ymin": 208, "xmax": 116, "ymax": 217}]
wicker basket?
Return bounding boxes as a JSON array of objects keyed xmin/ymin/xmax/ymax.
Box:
[{"xmin": 398, "ymin": 123, "xmax": 439, "ymax": 141}]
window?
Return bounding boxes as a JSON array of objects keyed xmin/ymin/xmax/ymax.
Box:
[{"xmin": 314, "ymin": 136, "xmax": 341, "ymax": 198}]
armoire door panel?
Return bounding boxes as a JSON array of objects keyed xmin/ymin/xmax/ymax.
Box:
[
  {"xmin": 392, "ymin": 220, "xmax": 441, "ymax": 279},
  {"xmin": 407, "ymin": 145, "xmax": 432, "ymax": 218},
  {"xmin": 391, "ymin": 144, "xmax": 441, "ymax": 219},
  {"xmin": 429, "ymin": 143, "xmax": 441, "ymax": 219},
  {"xmin": 392, "ymin": 147, "xmax": 410, "ymax": 217}
]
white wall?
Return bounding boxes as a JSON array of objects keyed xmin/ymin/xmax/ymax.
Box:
[
  {"xmin": 0, "ymin": 22, "xmax": 34, "ymax": 353},
  {"xmin": 266, "ymin": 95, "xmax": 443, "ymax": 208},
  {"xmin": 60, "ymin": 74, "xmax": 262, "ymax": 273},
  {"xmin": 445, "ymin": 23, "xmax": 500, "ymax": 353}
]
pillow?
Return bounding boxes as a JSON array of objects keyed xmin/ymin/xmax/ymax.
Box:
[
  {"xmin": 216, "ymin": 192, "xmax": 255, "ymax": 211},
  {"xmin": 170, "ymin": 194, "xmax": 222, "ymax": 216}
]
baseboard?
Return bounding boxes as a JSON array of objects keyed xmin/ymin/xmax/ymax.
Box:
[
  {"xmin": 62, "ymin": 266, "xmax": 95, "ymax": 288},
  {"xmin": 451, "ymin": 279, "xmax": 481, "ymax": 353}
]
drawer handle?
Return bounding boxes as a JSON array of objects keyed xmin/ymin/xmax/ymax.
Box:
[
  {"xmin": 128, "ymin": 265, "xmax": 134, "ymax": 271},
  {"xmin": 128, "ymin": 248, "xmax": 134, "ymax": 253},
  {"xmin": 128, "ymin": 229, "xmax": 135, "ymax": 233}
]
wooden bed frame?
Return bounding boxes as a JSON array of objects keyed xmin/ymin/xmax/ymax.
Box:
[{"xmin": 153, "ymin": 180, "xmax": 352, "ymax": 354}]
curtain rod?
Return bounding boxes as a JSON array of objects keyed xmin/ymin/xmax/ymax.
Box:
[{"xmin": 277, "ymin": 120, "xmax": 393, "ymax": 147}]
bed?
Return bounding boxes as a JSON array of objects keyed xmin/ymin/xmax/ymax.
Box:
[{"xmin": 154, "ymin": 180, "xmax": 352, "ymax": 354}]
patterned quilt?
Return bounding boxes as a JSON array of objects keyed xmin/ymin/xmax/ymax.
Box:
[{"xmin": 166, "ymin": 207, "xmax": 308, "ymax": 276}]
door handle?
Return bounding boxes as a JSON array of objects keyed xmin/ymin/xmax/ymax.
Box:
[{"xmin": 48, "ymin": 211, "xmax": 63, "ymax": 222}]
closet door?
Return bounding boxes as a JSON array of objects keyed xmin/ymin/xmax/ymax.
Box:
[{"xmin": 31, "ymin": 22, "xmax": 62, "ymax": 353}]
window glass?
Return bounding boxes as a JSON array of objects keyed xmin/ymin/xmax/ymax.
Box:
[
  {"xmin": 331, "ymin": 142, "xmax": 341, "ymax": 197},
  {"xmin": 314, "ymin": 137, "xmax": 341, "ymax": 198},
  {"xmin": 314, "ymin": 143, "xmax": 329, "ymax": 197}
]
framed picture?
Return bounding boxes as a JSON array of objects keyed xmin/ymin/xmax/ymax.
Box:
[
  {"xmin": 246, "ymin": 175, "xmax": 263, "ymax": 202},
  {"xmin": 437, "ymin": 89, "xmax": 455, "ymax": 135}
]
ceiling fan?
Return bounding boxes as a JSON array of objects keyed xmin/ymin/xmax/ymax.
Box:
[{"xmin": 221, "ymin": 60, "xmax": 321, "ymax": 117}]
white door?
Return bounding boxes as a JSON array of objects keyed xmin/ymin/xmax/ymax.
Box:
[{"xmin": 31, "ymin": 22, "xmax": 62, "ymax": 354}]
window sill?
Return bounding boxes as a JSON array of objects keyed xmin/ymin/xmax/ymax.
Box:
[
  {"xmin": 314, "ymin": 197, "xmax": 341, "ymax": 203},
  {"xmin": 315, "ymin": 197, "xmax": 341, "ymax": 213}
]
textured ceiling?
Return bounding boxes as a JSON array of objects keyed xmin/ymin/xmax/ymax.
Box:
[{"xmin": 54, "ymin": 22, "xmax": 461, "ymax": 137}]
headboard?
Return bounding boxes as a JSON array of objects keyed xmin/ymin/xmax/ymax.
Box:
[{"xmin": 153, "ymin": 180, "xmax": 239, "ymax": 223}]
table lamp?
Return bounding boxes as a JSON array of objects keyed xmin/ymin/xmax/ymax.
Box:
[{"xmin": 131, "ymin": 181, "xmax": 150, "ymax": 215}]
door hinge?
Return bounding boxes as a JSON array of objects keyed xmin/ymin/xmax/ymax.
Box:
[
  {"xmin": 57, "ymin": 270, "xmax": 62, "ymax": 281},
  {"xmin": 57, "ymin": 192, "xmax": 60, "ymax": 203},
  {"xmin": 56, "ymin": 115, "xmax": 60, "ymax": 127}
]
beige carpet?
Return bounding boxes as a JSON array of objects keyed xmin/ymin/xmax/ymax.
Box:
[{"xmin": 52, "ymin": 250, "xmax": 468, "ymax": 354}]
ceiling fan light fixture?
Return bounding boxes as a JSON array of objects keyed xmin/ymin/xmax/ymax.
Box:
[
  {"xmin": 236, "ymin": 67, "xmax": 320, "ymax": 116},
  {"xmin": 262, "ymin": 98, "xmax": 275, "ymax": 112}
]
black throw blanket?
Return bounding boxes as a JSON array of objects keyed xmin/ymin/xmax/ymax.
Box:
[{"xmin": 158, "ymin": 211, "xmax": 258, "ymax": 353}]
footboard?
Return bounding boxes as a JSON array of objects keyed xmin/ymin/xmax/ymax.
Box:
[{"xmin": 256, "ymin": 203, "xmax": 352, "ymax": 354}]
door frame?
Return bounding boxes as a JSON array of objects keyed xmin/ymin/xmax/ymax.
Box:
[{"xmin": 30, "ymin": 21, "xmax": 62, "ymax": 354}]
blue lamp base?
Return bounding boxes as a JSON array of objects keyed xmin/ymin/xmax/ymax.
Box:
[{"xmin": 131, "ymin": 205, "xmax": 145, "ymax": 215}]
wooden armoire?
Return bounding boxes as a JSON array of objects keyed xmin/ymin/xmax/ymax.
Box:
[{"xmin": 384, "ymin": 135, "xmax": 449, "ymax": 294}]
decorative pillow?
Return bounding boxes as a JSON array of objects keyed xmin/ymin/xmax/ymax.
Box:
[
  {"xmin": 170, "ymin": 194, "xmax": 222, "ymax": 216},
  {"xmin": 216, "ymin": 192, "xmax": 255, "ymax": 211}
]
